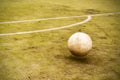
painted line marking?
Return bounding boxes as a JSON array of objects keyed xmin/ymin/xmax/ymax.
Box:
[
  {"xmin": 0, "ymin": 12, "xmax": 120, "ymax": 36},
  {"xmin": 0, "ymin": 12, "xmax": 120, "ymax": 24},
  {"xmin": 0, "ymin": 16, "xmax": 91, "ymax": 36}
]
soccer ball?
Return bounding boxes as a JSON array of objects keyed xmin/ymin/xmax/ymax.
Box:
[{"xmin": 68, "ymin": 32, "xmax": 92, "ymax": 56}]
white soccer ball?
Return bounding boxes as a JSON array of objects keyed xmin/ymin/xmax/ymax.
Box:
[{"xmin": 68, "ymin": 32, "xmax": 92, "ymax": 56}]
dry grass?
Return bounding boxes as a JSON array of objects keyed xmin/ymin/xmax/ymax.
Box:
[{"xmin": 0, "ymin": 0, "xmax": 120, "ymax": 80}]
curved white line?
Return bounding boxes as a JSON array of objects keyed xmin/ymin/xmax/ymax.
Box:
[
  {"xmin": 0, "ymin": 12, "xmax": 120, "ymax": 24},
  {"xmin": 0, "ymin": 16, "xmax": 91, "ymax": 36}
]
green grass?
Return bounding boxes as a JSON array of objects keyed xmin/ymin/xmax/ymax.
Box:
[{"xmin": 0, "ymin": 0, "xmax": 120, "ymax": 80}]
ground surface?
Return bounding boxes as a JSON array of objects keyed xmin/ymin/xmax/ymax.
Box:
[{"xmin": 0, "ymin": 0, "xmax": 120, "ymax": 80}]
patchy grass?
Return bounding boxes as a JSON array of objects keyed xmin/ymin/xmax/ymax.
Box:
[{"xmin": 0, "ymin": 0, "xmax": 120, "ymax": 80}]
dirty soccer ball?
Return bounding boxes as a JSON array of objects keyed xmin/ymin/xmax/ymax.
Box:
[{"xmin": 68, "ymin": 32, "xmax": 92, "ymax": 56}]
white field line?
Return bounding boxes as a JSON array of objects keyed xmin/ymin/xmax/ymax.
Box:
[
  {"xmin": 0, "ymin": 12, "xmax": 120, "ymax": 24},
  {"xmin": 0, "ymin": 16, "xmax": 91, "ymax": 36},
  {"xmin": 0, "ymin": 12, "xmax": 120, "ymax": 36}
]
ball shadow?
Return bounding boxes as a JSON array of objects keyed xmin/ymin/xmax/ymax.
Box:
[{"xmin": 65, "ymin": 55, "xmax": 92, "ymax": 64}]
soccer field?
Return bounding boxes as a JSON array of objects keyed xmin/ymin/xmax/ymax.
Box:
[{"xmin": 0, "ymin": 0, "xmax": 120, "ymax": 80}]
